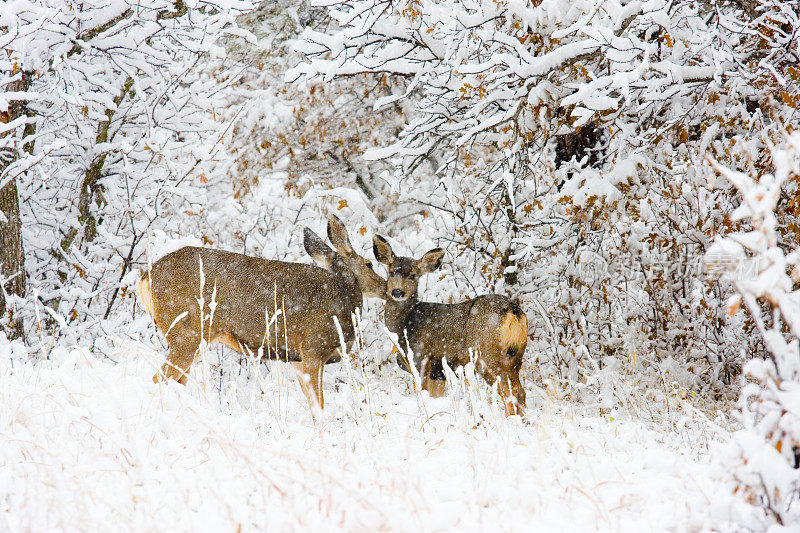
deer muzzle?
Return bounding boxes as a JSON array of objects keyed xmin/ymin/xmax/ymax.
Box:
[{"xmin": 391, "ymin": 288, "xmax": 406, "ymax": 300}]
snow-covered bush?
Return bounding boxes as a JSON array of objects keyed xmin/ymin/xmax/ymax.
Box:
[
  {"xmin": 707, "ymin": 133, "xmax": 800, "ymax": 527},
  {"xmin": 209, "ymin": 0, "xmax": 408, "ymax": 218},
  {"xmin": 1, "ymin": 0, "xmax": 254, "ymax": 341},
  {"xmin": 291, "ymin": 0, "xmax": 800, "ymax": 392}
]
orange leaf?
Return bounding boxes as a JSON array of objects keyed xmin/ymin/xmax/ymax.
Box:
[
  {"xmin": 359, "ymin": 227, "xmax": 367, "ymax": 236},
  {"xmin": 337, "ymin": 199, "xmax": 348, "ymax": 210},
  {"xmin": 780, "ymin": 91, "xmax": 799, "ymax": 108},
  {"xmin": 727, "ymin": 295, "xmax": 742, "ymax": 316}
]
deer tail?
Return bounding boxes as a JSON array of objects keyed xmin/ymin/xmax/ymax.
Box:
[
  {"xmin": 498, "ymin": 301, "xmax": 528, "ymax": 359},
  {"xmin": 136, "ymin": 271, "xmax": 157, "ymax": 319}
]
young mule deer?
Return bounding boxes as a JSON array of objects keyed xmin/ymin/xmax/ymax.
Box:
[
  {"xmin": 136, "ymin": 215, "xmax": 385, "ymax": 414},
  {"xmin": 372, "ymin": 236, "xmax": 528, "ymax": 416}
]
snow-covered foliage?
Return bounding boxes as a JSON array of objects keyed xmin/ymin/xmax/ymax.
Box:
[
  {"xmin": 291, "ymin": 0, "xmax": 800, "ymax": 393},
  {"xmin": 1, "ymin": 0, "xmax": 255, "ymax": 339},
  {"xmin": 206, "ymin": 0, "xmax": 407, "ymax": 215},
  {"xmin": 3, "ymin": 0, "xmax": 800, "ymax": 528},
  {"xmin": 707, "ymin": 134, "xmax": 800, "ymax": 527}
]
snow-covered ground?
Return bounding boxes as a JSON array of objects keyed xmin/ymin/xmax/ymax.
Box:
[{"xmin": 0, "ymin": 318, "xmax": 744, "ymax": 531}]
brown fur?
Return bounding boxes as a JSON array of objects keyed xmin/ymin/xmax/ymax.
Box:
[
  {"xmin": 498, "ymin": 310, "xmax": 527, "ymax": 360},
  {"xmin": 213, "ymin": 331, "xmax": 246, "ymax": 354},
  {"xmin": 136, "ymin": 274, "xmax": 156, "ymax": 321},
  {"xmin": 422, "ymin": 376, "xmax": 447, "ymax": 398}
]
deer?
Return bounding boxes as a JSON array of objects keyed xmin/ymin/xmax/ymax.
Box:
[
  {"xmin": 136, "ymin": 215, "xmax": 386, "ymax": 415},
  {"xmin": 372, "ymin": 235, "xmax": 528, "ymax": 416}
]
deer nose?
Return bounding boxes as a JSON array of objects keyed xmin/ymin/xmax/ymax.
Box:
[{"xmin": 391, "ymin": 289, "xmax": 405, "ymax": 299}]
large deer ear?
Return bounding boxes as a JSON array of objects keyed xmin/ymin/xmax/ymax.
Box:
[
  {"xmin": 327, "ymin": 214, "xmax": 354, "ymax": 257},
  {"xmin": 303, "ymin": 227, "xmax": 336, "ymax": 269},
  {"xmin": 417, "ymin": 248, "xmax": 445, "ymax": 273},
  {"xmin": 372, "ymin": 235, "xmax": 396, "ymax": 265}
]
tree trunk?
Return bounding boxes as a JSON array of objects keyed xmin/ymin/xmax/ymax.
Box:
[
  {"xmin": 79, "ymin": 76, "xmax": 133, "ymax": 244},
  {"xmin": 0, "ymin": 71, "xmax": 31, "ymax": 340},
  {"xmin": 0, "ymin": 176, "xmax": 25, "ymax": 329}
]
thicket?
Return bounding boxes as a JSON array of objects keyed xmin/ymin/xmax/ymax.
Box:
[
  {"xmin": 290, "ymin": 0, "xmax": 800, "ymax": 397},
  {"xmin": 1, "ymin": 0, "xmax": 255, "ymax": 341},
  {"xmin": 289, "ymin": 0, "xmax": 800, "ymax": 524}
]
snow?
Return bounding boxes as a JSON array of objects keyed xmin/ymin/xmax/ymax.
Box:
[
  {"xmin": 0, "ymin": 332, "xmax": 741, "ymax": 531},
  {"xmin": 5, "ymin": 0, "xmax": 797, "ymax": 529}
]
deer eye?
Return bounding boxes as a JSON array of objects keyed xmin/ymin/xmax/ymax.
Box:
[{"xmin": 365, "ymin": 261, "xmax": 374, "ymax": 270}]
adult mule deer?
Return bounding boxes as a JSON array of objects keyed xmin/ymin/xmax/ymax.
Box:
[
  {"xmin": 136, "ymin": 215, "xmax": 385, "ymax": 414},
  {"xmin": 372, "ymin": 235, "xmax": 528, "ymax": 416}
]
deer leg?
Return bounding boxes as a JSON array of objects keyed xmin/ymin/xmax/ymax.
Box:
[
  {"xmin": 421, "ymin": 358, "xmax": 447, "ymax": 398},
  {"xmin": 293, "ymin": 346, "xmax": 325, "ymax": 416},
  {"xmin": 154, "ymin": 325, "xmax": 201, "ymax": 385},
  {"xmin": 292, "ymin": 361, "xmax": 316, "ymax": 412},
  {"xmin": 423, "ymin": 378, "xmax": 447, "ymax": 398}
]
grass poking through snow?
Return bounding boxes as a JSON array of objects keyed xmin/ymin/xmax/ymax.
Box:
[{"xmin": 0, "ymin": 319, "xmax": 742, "ymax": 531}]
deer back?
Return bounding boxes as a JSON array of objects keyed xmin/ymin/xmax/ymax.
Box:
[
  {"xmin": 397, "ymin": 295, "xmax": 524, "ymax": 369},
  {"xmin": 145, "ymin": 246, "xmax": 360, "ymax": 358}
]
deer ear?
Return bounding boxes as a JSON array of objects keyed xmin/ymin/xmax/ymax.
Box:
[
  {"xmin": 417, "ymin": 248, "xmax": 445, "ymax": 273},
  {"xmin": 303, "ymin": 227, "xmax": 336, "ymax": 269},
  {"xmin": 327, "ymin": 214, "xmax": 354, "ymax": 257},
  {"xmin": 372, "ymin": 235, "xmax": 395, "ymax": 265}
]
